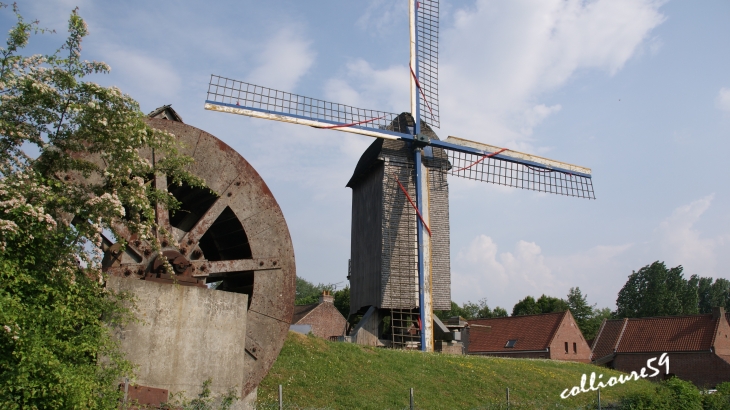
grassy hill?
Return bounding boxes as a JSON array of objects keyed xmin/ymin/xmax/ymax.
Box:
[{"xmin": 256, "ymin": 332, "xmax": 658, "ymax": 409}]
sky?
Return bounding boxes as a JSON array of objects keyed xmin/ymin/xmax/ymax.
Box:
[{"xmin": 6, "ymin": 0, "xmax": 730, "ymax": 312}]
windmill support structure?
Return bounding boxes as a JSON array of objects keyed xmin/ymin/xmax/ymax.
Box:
[{"xmin": 415, "ymin": 148, "xmax": 434, "ymax": 352}]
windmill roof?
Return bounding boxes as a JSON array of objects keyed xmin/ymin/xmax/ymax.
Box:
[
  {"xmin": 467, "ymin": 311, "xmax": 568, "ymax": 353},
  {"xmin": 346, "ymin": 138, "xmax": 384, "ymax": 188},
  {"xmin": 346, "ymin": 112, "xmax": 443, "ymax": 188},
  {"xmin": 147, "ymin": 104, "xmax": 184, "ymax": 122}
]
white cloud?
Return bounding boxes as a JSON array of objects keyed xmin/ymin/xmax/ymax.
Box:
[
  {"xmin": 247, "ymin": 27, "xmax": 315, "ymax": 91},
  {"xmin": 356, "ymin": 0, "xmax": 408, "ymax": 37},
  {"xmin": 326, "ymin": 0, "xmax": 665, "ymax": 149},
  {"xmin": 100, "ymin": 48, "xmax": 181, "ymax": 102},
  {"xmin": 452, "ymin": 234, "xmax": 634, "ymax": 310},
  {"xmin": 440, "ymin": 0, "xmax": 666, "ymax": 145},
  {"xmin": 656, "ymin": 194, "xmax": 718, "ymax": 276},
  {"xmin": 716, "ymin": 88, "xmax": 730, "ymax": 113},
  {"xmin": 451, "ymin": 194, "xmax": 729, "ymax": 311},
  {"xmin": 452, "ymin": 235, "xmax": 558, "ymax": 309},
  {"xmin": 323, "ymin": 59, "xmax": 409, "ymax": 113}
]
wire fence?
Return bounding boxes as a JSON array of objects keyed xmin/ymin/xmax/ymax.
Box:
[{"xmin": 254, "ymin": 386, "xmax": 619, "ymax": 410}]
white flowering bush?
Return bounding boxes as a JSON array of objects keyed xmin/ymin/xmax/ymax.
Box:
[{"xmin": 0, "ymin": 4, "xmax": 204, "ymax": 409}]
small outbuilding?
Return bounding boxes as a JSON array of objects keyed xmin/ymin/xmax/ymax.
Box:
[
  {"xmin": 590, "ymin": 307, "xmax": 730, "ymax": 387},
  {"xmin": 466, "ymin": 311, "xmax": 591, "ymax": 362},
  {"xmin": 290, "ymin": 291, "xmax": 347, "ymax": 340}
]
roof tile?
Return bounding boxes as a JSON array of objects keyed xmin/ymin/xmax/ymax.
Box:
[
  {"xmin": 467, "ymin": 312, "xmax": 566, "ymax": 353},
  {"xmin": 616, "ymin": 315, "xmax": 716, "ymax": 353}
]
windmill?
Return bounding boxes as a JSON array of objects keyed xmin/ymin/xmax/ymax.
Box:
[{"xmin": 203, "ymin": 0, "xmax": 594, "ymax": 352}]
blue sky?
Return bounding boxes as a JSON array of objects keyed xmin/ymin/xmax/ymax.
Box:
[{"xmin": 7, "ymin": 0, "xmax": 730, "ymax": 311}]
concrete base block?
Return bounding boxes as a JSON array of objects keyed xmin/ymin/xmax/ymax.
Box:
[
  {"xmin": 436, "ymin": 340, "xmax": 464, "ymax": 355},
  {"xmin": 108, "ymin": 277, "xmax": 249, "ymax": 405}
]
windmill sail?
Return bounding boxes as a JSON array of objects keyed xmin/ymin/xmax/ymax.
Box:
[
  {"xmin": 441, "ymin": 136, "xmax": 595, "ymax": 199},
  {"xmin": 205, "ymin": 75, "xmax": 594, "ymax": 199},
  {"xmin": 205, "ymin": 75, "xmax": 408, "ymax": 139},
  {"xmin": 415, "ymin": 0, "xmax": 440, "ymax": 128}
]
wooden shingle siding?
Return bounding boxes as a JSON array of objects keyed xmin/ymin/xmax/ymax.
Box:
[
  {"xmin": 349, "ymin": 163, "xmax": 384, "ymax": 314},
  {"xmin": 349, "ymin": 120, "xmax": 452, "ymax": 313}
]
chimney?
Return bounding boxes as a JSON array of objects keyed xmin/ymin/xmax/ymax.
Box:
[
  {"xmin": 713, "ymin": 306, "xmax": 725, "ymax": 320},
  {"xmin": 319, "ymin": 290, "xmax": 334, "ymax": 304}
]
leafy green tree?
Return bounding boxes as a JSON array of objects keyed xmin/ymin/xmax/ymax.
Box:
[
  {"xmin": 698, "ymin": 277, "xmax": 730, "ymax": 314},
  {"xmin": 434, "ymin": 299, "xmax": 507, "ymax": 320},
  {"xmin": 491, "ymin": 306, "xmax": 508, "ymax": 318},
  {"xmin": 512, "ymin": 296, "xmax": 540, "ymax": 316},
  {"xmin": 582, "ymin": 307, "xmax": 612, "ymax": 341},
  {"xmin": 566, "ymin": 287, "xmax": 593, "ymax": 324},
  {"xmin": 512, "ymin": 294, "xmax": 567, "ymax": 316},
  {"xmin": 615, "ymin": 261, "xmax": 699, "ymax": 318},
  {"xmin": 0, "ymin": 5, "xmax": 201, "ymax": 408},
  {"xmin": 294, "ymin": 276, "xmax": 336, "ymax": 305},
  {"xmin": 333, "ymin": 286, "xmax": 350, "ymax": 318},
  {"xmin": 536, "ymin": 294, "xmax": 569, "ymax": 313}
]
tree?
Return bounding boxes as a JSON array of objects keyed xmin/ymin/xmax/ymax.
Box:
[
  {"xmin": 698, "ymin": 277, "xmax": 730, "ymax": 314},
  {"xmin": 582, "ymin": 307, "xmax": 612, "ymax": 341},
  {"xmin": 434, "ymin": 299, "xmax": 507, "ymax": 320},
  {"xmin": 512, "ymin": 296, "xmax": 540, "ymax": 316},
  {"xmin": 333, "ymin": 286, "xmax": 350, "ymax": 318},
  {"xmin": 566, "ymin": 287, "xmax": 593, "ymax": 324},
  {"xmin": 536, "ymin": 294, "xmax": 569, "ymax": 313},
  {"xmin": 295, "ymin": 276, "xmax": 336, "ymax": 305},
  {"xmin": 615, "ymin": 261, "xmax": 699, "ymax": 318},
  {"xmin": 0, "ymin": 6, "xmax": 200, "ymax": 408},
  {"xmin": 512, "ymin": 294, "xmax": 568, "ymax": 316}
]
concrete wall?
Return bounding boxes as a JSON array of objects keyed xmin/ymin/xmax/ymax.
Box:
[{"xmin": 108, "ymin": 277, "xmax": 248, "ymax": 402}]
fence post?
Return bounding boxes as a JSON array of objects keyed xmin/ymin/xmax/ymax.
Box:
[
  {"xmin": 279, "ymin": 384, "xmax": 283, "ymax": 410},
  {"xmin": 506, "ymin": 387, "xmax": 510, "ymax": 409},
  {"xmin": 597, "ymin": 388, "xmax": 601, "ymax": 410},
  {"xmin": 410, "ymin": 387, "xmax": 414, "ymax": 410},
  {"xmin": 122, "ymin": 377, "xmax": 129, "ymax": 409}
]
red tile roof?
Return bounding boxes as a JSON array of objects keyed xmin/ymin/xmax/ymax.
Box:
[
  {"xmin": 590, "ymin": 318, "xmax": 627, "ymax": 361},
  {"xmin": 467, "ymin": 311, "xmax": 567, "ymax": 353},
  {"xmin": 591, "ymin": 314, "xmax": 720, "ymax": 360},
  {"xmin": 292, "ymin": 303, "xmax": 318, "ymax": 324},
  {"xmin": 617, "ymin": 315, "xmax": 717, "ymax": 353}
]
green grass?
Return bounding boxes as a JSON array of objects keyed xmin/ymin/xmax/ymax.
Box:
[{"xmin": 257, "ymin": 332, "xmax": 659, "ymax": 410}]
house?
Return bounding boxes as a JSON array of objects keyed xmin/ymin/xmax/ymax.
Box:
[
  {"xmin": 466, "ymin": 311, "xmax": 591, "ymax": 362},
  {"xmin": 290, "ymin": 291, "xmax": 347, "ymax": 340},
  {"xmin": 591, "ymin": 307, "xmax": 730, "ymax": 387}
]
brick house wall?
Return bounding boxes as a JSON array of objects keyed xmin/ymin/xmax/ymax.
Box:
[
  {"xmin": 467, "ymin": 311, "xmax": 591, "ymax": 363},
  {"xmin": 592, "ymin": 308, "xmax": 730, "ymax": 387},
  {"xmin": 293, "ymin": 300, "xmax": 347, "ymax": 340},
  {"xmin": 548, "ymin": 311, "xmax": 592, "ymax": 363},
  {"xmin": 612, "ymin": 353, "xmax": 730, "ymax": 387}
]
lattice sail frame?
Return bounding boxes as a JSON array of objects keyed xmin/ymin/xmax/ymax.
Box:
[
  {"xmin": 205, "ymin": 76, "xmax": 595, "ymax": 199},
  {"xmin": 416, "ymin": 0, "xmax": 440, "ymax": 128},
  {"xmin": 206, "ymin": 75, "xmax": 408, "ymax": 135}
]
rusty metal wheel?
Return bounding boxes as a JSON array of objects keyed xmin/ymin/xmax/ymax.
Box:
[{"xmin": 99, "ymin": 118, "xmax": 295, "ymax": 396}]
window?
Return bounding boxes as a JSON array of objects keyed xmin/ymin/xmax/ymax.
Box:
[
  {"xmin": 565, "ymin": 342, "xmax": 569, "ymax": 353},
  {"xmin": 505, "ymin": 339, "xmax": 517, "ymax": 348},
  {"xmin": 573, "ymin": 342, "xmax": 577, "ymax": 354}
]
